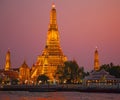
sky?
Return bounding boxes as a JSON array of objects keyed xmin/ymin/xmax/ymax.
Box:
[{"xmin": 0, "ymin": 0, "xmax": 120, "ymax": 71}]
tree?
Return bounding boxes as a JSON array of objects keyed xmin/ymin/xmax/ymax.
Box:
[
  {"xmin": 56, "ymin": 60, "xmax": 87, "ymax": 84},
  {"xmin": 109, "ymin": 66, "xmax": 120, "ymax": 78},
  {"xmin": 37, "ymin": 74, "xmax": 49, "ymax": 84},
  {"xmin": 56, "ymin": 65, "xmax": 65, "ymax": 83},
  {"xmin": 100, "ymin": 63, "xmax": 120, "ymax": 78}
]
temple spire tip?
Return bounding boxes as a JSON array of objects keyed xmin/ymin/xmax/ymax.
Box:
[{"xmin": 52, "ymin": 3, "xmax": 55, "ymax": 8}]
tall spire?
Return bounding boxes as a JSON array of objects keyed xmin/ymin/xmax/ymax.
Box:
[
  {"xmin": 94, "ymin": 47, "xmax": 100, "ymax": 71},
  {"xmin": 33, "ymin": 3, "xmax": 67, "ymax": 82},
  {"xmin": 5, "ymin": 49, "xmax": 11, "ymax": 71}
]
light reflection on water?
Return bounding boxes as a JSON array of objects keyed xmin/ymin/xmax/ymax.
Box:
[{"xmin": 0, "ymin": 91, "xmax": 119, "ymax": 100}]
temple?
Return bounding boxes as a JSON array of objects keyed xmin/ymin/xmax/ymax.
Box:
[
  {"xmin": 31, "ymin": 4, "xmax": 67, "ymax": 82},
  {"xmin": 19, "ymin": 61, "xmax": 30, "ymax": 84},
  {"xmin": 0, "ymin": 50, "xmax": 19, "ymax": 85}
]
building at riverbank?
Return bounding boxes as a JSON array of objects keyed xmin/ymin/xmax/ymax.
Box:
[
  {"xmin": 84, "ymin": 48, "xmax": 120, "ymax": 86},
  {"xmin": 31, "ymin": 4, "xmax": 67, "ymax": 82},
  {"xmin": 84, "ymin": 69, "xmax": 120, "ymax": 86}
]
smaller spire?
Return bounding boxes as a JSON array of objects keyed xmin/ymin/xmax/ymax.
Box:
[
  {"xmin": 5, "ymin": 49, "xmax": 11, "ymax": 71},
  {"xmin": 94, "ymin": 47, "xmax": 100, "ymax": 71}
]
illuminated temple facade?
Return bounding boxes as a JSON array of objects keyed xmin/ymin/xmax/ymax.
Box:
[{"xmin": 31, "ymin": 4, "xmax": 67, "ymax": 82}]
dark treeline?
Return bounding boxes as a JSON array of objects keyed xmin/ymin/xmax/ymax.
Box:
[
  {"xmin": 56, "ymin": 61, "xmax": 120, "ymax": 84},
  {"xmin": 100, "ymin": 62, "xmax": 120, "ymax": 78}
]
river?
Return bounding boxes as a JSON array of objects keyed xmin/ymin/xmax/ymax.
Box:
[{"xmin": 0, "ymin": 91, "xmax": 119, "ymax": 100}]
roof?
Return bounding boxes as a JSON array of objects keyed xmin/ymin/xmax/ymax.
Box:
[
  {"xmin": 85, "ymin": 69, "xmax": 119, "ymax": 81},
  {"xmin": 19, "ymin": 61, "xmax": 30, "ymax": 69}
]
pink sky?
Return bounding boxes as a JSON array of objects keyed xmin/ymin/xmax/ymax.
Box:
[{"xmin": 0, "ymin": 0, "xmax": 120, "ymax": 71}]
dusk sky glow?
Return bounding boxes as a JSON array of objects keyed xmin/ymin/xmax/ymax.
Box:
[{"xmin": 0, "ymin": 0, "xmax": 120, "ymax": 71}]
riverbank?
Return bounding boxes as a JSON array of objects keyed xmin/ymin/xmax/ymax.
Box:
[{"xmin": 0, "ymin": 84, "xmax": 120, "ymax": 93}]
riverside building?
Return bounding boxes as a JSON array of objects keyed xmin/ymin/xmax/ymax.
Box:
[{"xmin": 84, "ymin": 48, "xmax": 120, "ymax": 86}]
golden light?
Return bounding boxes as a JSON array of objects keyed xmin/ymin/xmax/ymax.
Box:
[{"xmin": 52, "ymin": 3, "xmax": 55, "ymax": 8}]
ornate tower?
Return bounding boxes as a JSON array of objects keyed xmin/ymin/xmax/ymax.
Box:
[
  {"xmin": 31, "ymin": 4, "xmax": 67, "ymax": 81},
  {"xmin": 94, "ymin": 47, "xmax": 100, "ymax": 71},
  {"xmin": 19, "ymin": 61, "xmax": 30, "ymax": 84},
  {"xmin": 5, "ymin": 49, "xmax": 11, "ymax": 71}
]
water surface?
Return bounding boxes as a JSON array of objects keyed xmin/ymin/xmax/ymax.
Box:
[{"xmin": 0, "ymin": 91, "xmax": 119, "ymax": 100}]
